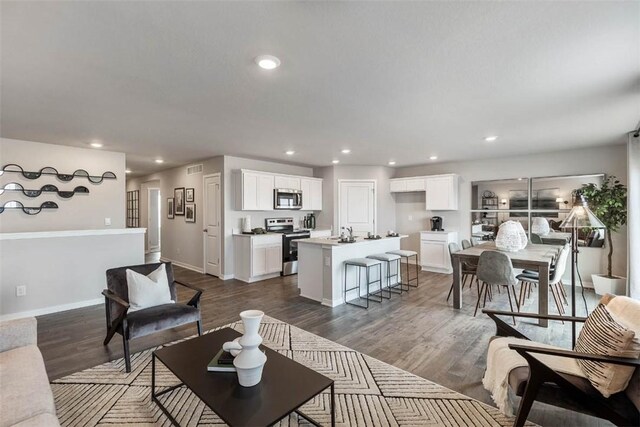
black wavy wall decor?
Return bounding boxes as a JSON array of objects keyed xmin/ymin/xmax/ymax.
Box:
[
  {"xmin": 0, "ymin": 164, "xmax": 117, "ymax": 183},
  {"xmin": 0, "ymin": 182, "xmax": 90, "ymax": 198},
  {"xmin": 0, "ymin": 200, "xmax": 58, "ymax": 215}
]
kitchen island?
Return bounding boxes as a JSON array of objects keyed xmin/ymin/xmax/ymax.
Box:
[{"xmin": 297, "ymin": 235, "xmax": 407, "ymax": 307}]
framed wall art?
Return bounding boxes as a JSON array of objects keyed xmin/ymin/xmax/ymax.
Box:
[
  {"xmin": 186, "ymin": 188, "xmax": 195, "ymax": 202},
  {"xmin": 167, "ymin": 198, "xmax": 175, "ymax": 219},
  {"xmin": 174, "ymin": 187, "xmax": 185, "ymax": 215},
  {"xmin": 185, "ymin": 203, "xmax": 196, "ymax": 223}
]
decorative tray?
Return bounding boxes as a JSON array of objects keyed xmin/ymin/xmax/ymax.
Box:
[{"xmin": 364, "ymin": 236, "xmax": 382, "ymax": 240}]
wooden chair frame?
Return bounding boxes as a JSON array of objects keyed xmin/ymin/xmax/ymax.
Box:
[{"xmin": 483, "ymin": 309, "xmax": 640, "ymax": 427}]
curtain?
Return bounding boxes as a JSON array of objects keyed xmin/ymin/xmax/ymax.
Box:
[{"xmin": 628, "ymin": 133, "xmax": 640, "ymax": 298}]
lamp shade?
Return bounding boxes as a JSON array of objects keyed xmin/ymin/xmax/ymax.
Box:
[
  {"xmin": 495, "ymin": 220, "xmax": 528, "ymax": 252},
  {"xmin": 560, "ymin": 194, "xmax": 606, "ymax": 229},
  {"xmin": 531, "ymin": 217, "xmax": 550, "ymax": 235}
]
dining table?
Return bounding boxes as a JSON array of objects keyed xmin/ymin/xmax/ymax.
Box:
[{"xmin": 451, "ymin": 241, "xmax": 564, "ymax": 327}]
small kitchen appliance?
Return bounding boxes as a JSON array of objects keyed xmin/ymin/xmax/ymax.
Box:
[
  {"xmin": 430, "ymin": 216, "xmax": 443, "ymax": 231},
  {"xmin": 274, "ymin": 188, "xmax": 302, "ymax": 210}
]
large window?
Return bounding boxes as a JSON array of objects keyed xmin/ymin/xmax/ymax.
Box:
[{"xmin": 471, "ymin": 174, "xmax": 605, "ymax": 247}]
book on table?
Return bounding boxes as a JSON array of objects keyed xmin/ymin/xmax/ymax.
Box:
[{"xmin": 207, "ymin": 349, "xmax": 236, "ymax": 372}]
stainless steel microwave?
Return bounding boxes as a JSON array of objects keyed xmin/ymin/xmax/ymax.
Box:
[{"xmin": 274, "ymin": 188, "xmax": 302, "ymax": 210}]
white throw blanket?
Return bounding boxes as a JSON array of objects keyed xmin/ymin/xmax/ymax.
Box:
[{"xmin": 483, "ymin": 337, "xmax": 586, "ymax": 415}]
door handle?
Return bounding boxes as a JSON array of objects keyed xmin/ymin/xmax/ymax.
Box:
[{"xmin": 203, "ymin": 229, "xmax": 208, "ymax": 232}]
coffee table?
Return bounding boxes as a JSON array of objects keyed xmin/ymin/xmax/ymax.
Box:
[{"xmin": 151, "ymin": 327, "xmax": 335, "ymax": 426}]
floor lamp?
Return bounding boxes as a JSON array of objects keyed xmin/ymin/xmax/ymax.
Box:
[{"xmin": 559, "ymin": 192, "xmax": 605, "ymax": 348}]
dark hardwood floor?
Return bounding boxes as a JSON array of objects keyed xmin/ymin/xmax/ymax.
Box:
[{"xmin": 37, "ymin": 259, "xmax": 609, "ymax": 427}]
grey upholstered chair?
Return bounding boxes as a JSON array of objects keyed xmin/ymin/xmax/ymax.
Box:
[
  {"xmin": 475, "ymin": 251, "xmax": 519, "ymax": 324},
  {"xmin": 102, "ymin": 262, "xmax": 203, "ymax": 372},
  {"xmin": 530, "ymin": 233, "xmax": 543, "ymax": 244},
  {"xmin": 461, "ymin": 239, "xmax": 472, "ymax": 249},
  {"xmin": 446, "ymin": 242, "xmax": 479, "ymax": 302}
]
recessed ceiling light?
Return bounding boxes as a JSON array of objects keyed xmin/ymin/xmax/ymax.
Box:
[
  {"xmin": 430, "ymin": 156, "xmax": 438, "ymax": 160},
  {"xmin": 332, "ymin": 160, "xmax": 340, "ymax": 164},
  {"xmin": 155, "ymin": 159, "xmax": 164, "ymax": 164},
  {"xmin": 285, "ymin": 150, "xmax": 295, "ymax": 156},
  {"xmin": 255, "ymin": 55, "xmax": 281, "ymax": 70},
  {"xmin": 485, "ymin": 136, "xmax": 498, "ymax": 142},
  {"xmin": 388, "ymin": 161, "xmax": 396, "ymax": 165},
  {"xmin": 90, "ymin": 142, "xmax": 103, "ymax": 148},
  {"xmin": 341, "ymin": 149, "xmax": 351, "ymax": 154},
  {"xmin": 125, "ymin": 169, "xmax": 131, "ymax": 174}
]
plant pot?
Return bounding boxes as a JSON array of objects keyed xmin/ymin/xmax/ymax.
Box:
[{"xmin": 591, "ymin": 274, "xmax": 627, "ymax": 296}]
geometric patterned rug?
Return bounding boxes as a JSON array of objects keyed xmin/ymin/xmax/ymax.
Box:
[{"xmin": 51, "ymin": 315, "xmax": 535, "ymax": 426}]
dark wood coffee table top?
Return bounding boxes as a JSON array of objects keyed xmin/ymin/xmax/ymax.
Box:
[{"xmin": 153, "ymin": 327, "xmax": 333, "ymax": 426}]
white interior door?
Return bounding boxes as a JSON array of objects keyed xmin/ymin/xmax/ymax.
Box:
[
  {"xmin": 147, "ymin": 188, "xmax": 161, "ymax": 252},
  {"xmin": 204, "ymin": 174, "xmax": 221, "ymax": 277},
  {"xmin": 339, "ymin": 180, "xmax": 376, "ymax": 236}
]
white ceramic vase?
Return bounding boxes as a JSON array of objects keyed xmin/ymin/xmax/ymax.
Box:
[
  {"xmin": 233, "ymin": 310, "xmax": 267, "ymax": 387},
  {"xmin": 531, "ymin": 217, "xmax": 550, "ymax": 235},
  {"xmin": 495, "ymin": 220, "xmax": 528, "ymax": 252}
]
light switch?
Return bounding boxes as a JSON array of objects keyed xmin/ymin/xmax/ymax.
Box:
[
  {"xmin": 104, "ymin": 218, "xmax": 112, "ymax": 226},
  {"xmin": 408, "ymin": 215, "xmax": 413, "ymax": 221}
]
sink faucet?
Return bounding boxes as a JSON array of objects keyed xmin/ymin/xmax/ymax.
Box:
[{"xmin": 347, "ymin": 227, "xmax": 354, "ymax": 239}]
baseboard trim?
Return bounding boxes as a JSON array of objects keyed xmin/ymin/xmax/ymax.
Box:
[
  {"xmin": 160, "ymin": 257, "xmax": 204, "ymax": 274},
  {"xmin": 220, "ymin": 274, "xmax": 235, "ymax": 280},
  {"xmin": 0, "ymin": 297, "xmax": 103, "ymax": 321}
]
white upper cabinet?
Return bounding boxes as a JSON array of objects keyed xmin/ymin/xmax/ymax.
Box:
[
  {"xmin": 239, "ymin": 170, "xmax": 322, "ymax": 211},
  {"xmin": 241, "ymin": 171, "xmax": 275, "ymax": 211},
  {"xmin": 274, "ymin": 175, "xmax": 301, "ymax": 190},
  {"xmin": 389, "ymin": 178, "xmax": 425, "ymax": 192},
  {"xmin": 301, "ymin": 177, "xmax": 323, "ymax": 211},
  {"xmin": 425, "ymin": 174, "xmax": 458, "ymax": 210}
]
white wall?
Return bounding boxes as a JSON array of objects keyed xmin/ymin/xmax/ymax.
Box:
[
  {"xmin": 0, "ymin": 138, "xmax": 126, "ymax": 232},
  {"xmin": 0, "ymin": 229, "xmax": 145, "ymax": 319},
  {"xmin": 394, "ymin": 144, "xmax": 628, "ymax": 279},
  {"xmin": 628, "ymin": 134, "xmax": 640, "ymax": 298}
]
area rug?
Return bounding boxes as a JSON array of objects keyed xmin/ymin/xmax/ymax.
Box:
[{"xmin": 51, "ymin": 315, "xmax": 533, "ymax": 426}]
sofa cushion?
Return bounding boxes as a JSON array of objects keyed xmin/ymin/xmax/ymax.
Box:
[
  {"xmin": 126, "ymin": 303, "xmax": 200, "ymax": 339},
  {"xmin": 11, "ymin": 413, "xmax": 60, "ymax": 427},
  {"xmin": 574, "ymin": 302, "xmax": 640, "ymax": 397},
  {"xmin": 0, "ymin": 345, "xmax": 56, "ymax": 427},
  {"xmin": 0, "ymin": 317, "xmax": 37, "ymax": 353}
]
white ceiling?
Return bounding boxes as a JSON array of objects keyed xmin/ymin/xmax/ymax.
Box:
[{"xmin": 2, "ymin": 1, "xmax": 639, "ymax": 176}]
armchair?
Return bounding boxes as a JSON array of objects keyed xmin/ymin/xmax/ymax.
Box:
[
  {"xmin": 103, "ymin": 262, "xmax": 203, "ymax": 372},
  {"xmin": 483, "ymin": 304, "xmax": 640, "ymax": 427}
]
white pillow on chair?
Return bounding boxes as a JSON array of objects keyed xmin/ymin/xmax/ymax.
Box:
[{"xmin": 126, "ymin": 264, "xmax": 174, "ymax": 312}]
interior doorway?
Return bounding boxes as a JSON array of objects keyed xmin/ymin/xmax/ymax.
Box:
[
  {"xmin": 338, "ymin": 179, "xmax": 377, "ymax": 236},
  {"xmin": 147, "ymin": 187, "xmax": 161, "ymax": 253},
  {"xmin": 203, "ymin": 174, "xmax": 221, "ymax": 277}
]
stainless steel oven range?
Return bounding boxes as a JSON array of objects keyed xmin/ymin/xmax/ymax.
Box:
[{"xmin": 265, "ymin": 217, "xmax": 310, "ymax": 276}]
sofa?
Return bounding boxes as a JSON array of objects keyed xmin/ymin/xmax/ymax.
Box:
[{"xmin": 0, "ymin": 317, "xmax": 60, "ymax": 427}]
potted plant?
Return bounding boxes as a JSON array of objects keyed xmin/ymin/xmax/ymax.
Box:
[{"xmin": 580, "ymin": 176, "xmax": 627, "ymax": 295}]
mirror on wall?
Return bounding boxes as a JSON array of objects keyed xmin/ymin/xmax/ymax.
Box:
[{"xmin": 470, "ymin": 174, "xmax": 606, "ymax": 247}]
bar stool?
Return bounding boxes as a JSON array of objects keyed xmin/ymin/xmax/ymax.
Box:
[
  {"xmin": 386, "ymin": 250, "xmax": 419, "ymax": 288},
  {"xmin": 343, "ymin": 258, "xmax": 383, "ymax": 309},
  {"xmin": 367, "ymin": 253, "xmax": 403, "ymax": 296}
]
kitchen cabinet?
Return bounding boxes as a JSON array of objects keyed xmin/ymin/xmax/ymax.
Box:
[
  {"xmin": 238, "ymin": 170, "xmax": 322, "ymax": 211},
  {"xmin": 233, "ymin": 233, "xmax": 282, "ymax": 283},
  {"xmin": 274, "ymin": 175, "xmax": 301, "ymax": 190},
  {"xmin": 420, "ymin": 231, "xmax": 458, "ymax": 274},
  {"xmin": 300, "ymin": 177, "xmax": 323, "ymax": 211},
  {"xmin": 425, "ymin": 174, "xmax": 458, "ymax": 210},
  {"xmin": 389, "ymin": 178, "xmax": 425, "ymax": 193},
  {"xmin": 241, "ymin": 171, "xmax": 275, "ymax": 211}
]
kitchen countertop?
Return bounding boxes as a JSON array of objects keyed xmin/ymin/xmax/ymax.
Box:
[
  {"xmin": 233, "ymin": 228, "xmax": 332, "ymax": 237},
  {"xmin": 297, "ymin": 234, "xmax": 407, "ymax": 247}
]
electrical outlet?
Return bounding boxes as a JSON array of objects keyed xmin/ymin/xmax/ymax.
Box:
[
  {"xmin": 324, "ymin": 256, "xmax": 331, "ymax": 267},
  {"xmin": 16, "ymin": 285, "xmax": 26, "ymax": 297},
  {"xmin": 408, "ymin": 215, "xmax": 413, "ymax": 221},
  {"xmin": 176, "ymin": 247, "xmax": 181, "ymax": 254},
  {"xmin": 104, "ymin": 217, "xmax": 111, "ymax": 226}
]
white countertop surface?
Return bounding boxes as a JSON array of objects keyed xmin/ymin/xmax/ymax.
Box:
[{"xmin": 298, "ymin": 234, "xmax": 407, "ymax": 247}]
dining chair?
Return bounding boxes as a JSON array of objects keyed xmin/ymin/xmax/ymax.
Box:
[
  {"xmin": 475, "ymin": 251, "xmax": 519, "ymax": 324},
  {"xmin": 530, "ymin": 233, "xmax": 543, "ymax": 244},
  {"xmin": 517, "ymin": 244, "xmax": 570, "ymax": 318},
  {"xmin": 461, "ymin": 239, "xmax": 472, "ymax": 249},
  {"xmin": 446, "ymin": 242, "xmax": 480, "ymax": 302}
]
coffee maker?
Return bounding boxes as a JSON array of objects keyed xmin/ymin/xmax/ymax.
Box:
[{"xmin": 430, "ymin": 216, "xmax": 443, "ymax": 231}]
